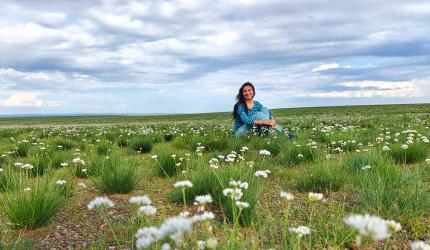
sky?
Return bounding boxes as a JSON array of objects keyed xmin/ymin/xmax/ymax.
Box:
[{"xmin": 0, "ymin": 0, "xmax": 429, "ymax": 115}]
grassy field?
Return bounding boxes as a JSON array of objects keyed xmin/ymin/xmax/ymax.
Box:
[{"xmin": 0, "ymin": 103, "xmax": 429, "ymax": 249}]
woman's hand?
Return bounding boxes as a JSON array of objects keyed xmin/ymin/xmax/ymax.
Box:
[
  {"xmin": 267, "ymin": 119, "xmax": 276, "ymax": 127},
  {"xmin": 254, "ymin": 119, "xmax": 275, "ymax": 127},
  {"xmin": 268, "ymin": 115, "xmax": 276, "ymax": 129}
]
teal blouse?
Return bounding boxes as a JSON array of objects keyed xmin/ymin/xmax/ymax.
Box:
[{"xmin": 233, "ymin": 101, "xmax": 273, "ymax": 131}]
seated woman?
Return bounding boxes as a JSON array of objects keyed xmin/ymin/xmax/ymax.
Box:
[{"xmin": 233, "ymin": 82, "xmax": 283, "ymax": 136}]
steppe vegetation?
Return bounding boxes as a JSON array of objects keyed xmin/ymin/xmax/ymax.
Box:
[{"xmin": 0, "ymin": 104, "xmax": 429, "ymax": 249}]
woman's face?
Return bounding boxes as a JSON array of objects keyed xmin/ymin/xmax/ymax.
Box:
[{"xmin": 242, "ymin": 85, "xmax": 254, "ymax": 100}]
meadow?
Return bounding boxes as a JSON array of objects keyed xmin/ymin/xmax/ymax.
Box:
[{"xmin": 0, "ymin": 103, "xmax": 429, "ymax": 250}]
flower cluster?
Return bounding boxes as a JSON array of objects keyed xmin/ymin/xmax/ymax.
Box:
[
  {"xmin": 136, "ymin": 212, "xmax": 214, "ymax": 249},
  {"xmin": 308, "ymin": 192, "xmax": 323, "ymax": 202},
  {"xmin": 280, "ymin": 191, "xmax": 295, "ymax": 201},
  {"xmin": 87, "ymin": 197, "xmax": 114, "ymax": 210},
  {"xmin": 259, "ymin": 149, "xmax": 271, "ymax": 156},
  {"xmin": 223, "ymin": 179, "xmax": 250, "ymax": 210},
  {"xmin": 129, "ymin": 195, "xmax": 152, "ymax": 205},
  {"xmin": 72, "ymin": 157, "xmax": 85, "ymax": 165},
  {"xmin": 254, "ymin": 169, "xmax": 270, "ymax": 178},
  {"xmin": 289, "ymin": 226, "xmax": 310, "ymax": 237},
  {"xmin": 344, "ymin": 214, "xmax": 401, "ymax": 241},
  {"xmin": 174, "ymin": 180, "xmax": 193, "ymax": 188}
]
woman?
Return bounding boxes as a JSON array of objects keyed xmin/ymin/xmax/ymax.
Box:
[{"xmin": 233, "ymin": 82, "xmax": 283, "ymax": 135}]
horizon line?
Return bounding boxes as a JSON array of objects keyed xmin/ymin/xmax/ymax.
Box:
[{"xmin": 0, "ymin": 102, "xmax": 429, "ymax": 119}]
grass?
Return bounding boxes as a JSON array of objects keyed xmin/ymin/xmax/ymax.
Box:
[
  {"xmin": 130, "ymin": 136, "xmax": 153, "ymax": 153},
  {"xmin": 0, "ymin": 172, "xmax": 74, "ymax": 229},
  {"xmin": 91, "ymin": 155, "xmax": 141, "ymax": 194},
  {"xmin": 153, "ymin": 147, "xmax": 185, "ymax": 177},
  {"xmin": 11, "ymin": 142, "xmax": 31, "ymax": 158},
  {"xmin": 95, "ymin": 141, "xmax": 112, "ymax": 156},
  {"xmin": 343, "ymin": 150, "xmax": 389, "ymax": 172},
  {"xmin": 53, "ymin": 139, "xmax": 76, "ymax": 150},
  {"xmin": 354, "ymin": 162, "xmax": 430, "ymax": 221},
  {"xmin": 295, "ymin": 164, "xmax": 346, "ymax": 192},
  {"xmin": 0, "ymin": 103, "xmax": 430, "ymax": 248},
  {"xmin": 389, "ymin": 142, "xmax": 429, "ymax": 164},
  {"xmin": 169, "ymin": 164, "xmax": 263, "ymax": 225},
  {"xmin": 277, "ymin": 142, "xmax": 322, "ymax": 166}
]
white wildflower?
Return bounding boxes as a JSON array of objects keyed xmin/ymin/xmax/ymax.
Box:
[
  {"xmin": 72, "ymin": 157, "xmax": 85, "ymax": 165},
  {"xmin": 308, "ymin": 192, "xmax": 323, "ymax": 202},
  {"xmin": 206, "ymin": 238, "xmax": 218, "ymax": 249},
  {"xmin": 55, "ymin": 179, "xmax": 66, "ymax": 185},
  {"xmin": 259, "ymin": 149, "xmax": 271, "ymax": 156},
  {"xmin": 129, "ymin": 195, "xmax": 152, "ymax": 205},
  {"xmin": 21, "ymin": 163, "xmax": 34, "ymax": 169},
  {"xmin": 139, "ymin": 205, "xmax": 157, "ymax": 216},
  {"xmin": 386, "ymin": 220, "xmax": 402, "ymax": 233},
  {"xmin": 236, "ymin": 201, "xmax": 250, "ymax": 210},
  {"xmin": 361, "ymin": 165, "xmax": 372, "ymax": 170},
  {"xmin": 197, "ymin": 240, "xmax": 205, "ymax": 250},
  {"xmin": 411, "ymin": 241, "xmax": 430, "ymax": 250},
  {"xmin": 344, "ymin": 214, "xmax": 391, "ymax": 240},
  {"xmin": 87, "ymin": 197, "xmax": 114, "ymax": 210},
  {"xmin": 14, "ymin": 162, "xmax": 23, "ymax": 168},
  {"xmin": 195, "ymin": 194, "xmax": 213, "ymax": 205},
  {"xmin": 223, "ymin": 188, "xmax": 243, "ymax": 201},
  {"xmin": 161, "ymin": 243, "xmax": 171, "ymax": 250},
  {"xmin": 180, "ymin": 211, "xmax": 190, "ymax": 217},
  {"xmin": 280, "ymin": 191, "xmax": 295, "ymax": 201},
  {"xmin": 289, "ymin": 226, "xmax": 310, "ymax": 237},
  {"xmin": 191, "ymin": 211, "xmax": 215, "ymax": 222},
  {"xmin": 255, "ymin": 170, "xmax": 270, "ymax": 178},
  {"xmin": 174, "ymin": 180, "xmax": 193, "ymax": 188}
]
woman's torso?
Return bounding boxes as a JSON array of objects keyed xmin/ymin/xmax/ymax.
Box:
[{"xmin": 233, "ymin": 101, "xmax": 263, "ymax": 131}]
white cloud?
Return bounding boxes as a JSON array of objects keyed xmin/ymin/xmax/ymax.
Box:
[
  {"xmin": 337, "ymin": 80, "xmax": 414, "ymax": 90},
  {"xmin": 0, "ymin": 23, "xmax": 57, "ymax": 44},
  {"xmin": 306, "ymin": 80, "xmax": 422, "ymax": 98},
  {"xmin": 312, "ymin": 63, "xmax": 340, "ymax": 72},
  {"xmin": 0, "ymin": 92, "xmax": 63, "ymax": 107}
]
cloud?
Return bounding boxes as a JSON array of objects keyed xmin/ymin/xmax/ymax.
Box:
[
  {"xmin": 337, "ymin": 80, "xmax": 414, "ymax": 90},
  {"xmin": 312, "ymin": 63, "xmax": 340, "ymax": 72},
  {"xmin": 304, "ymin": 80, "xmax": 422, "ymax": 98},
  {"xmin": 0, "ymin": 92, "xmax": 63, "ymax": 107},
  {"xmin": 0, "ymin": 0, "xmax": 429, "ymax": 114}
]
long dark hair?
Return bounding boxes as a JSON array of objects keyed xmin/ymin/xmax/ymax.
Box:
[{"xmin": 232, "ymin": 82, "xmax": 255, "ymax": 119}]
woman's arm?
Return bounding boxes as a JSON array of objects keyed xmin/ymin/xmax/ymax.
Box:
[
  {"xmin": 237, "ymin": 104, "xmax": 255, "ymax": 126},
  {"xmin": 237, "ymin": 104, "xmax": 275, "ymax": 126}
]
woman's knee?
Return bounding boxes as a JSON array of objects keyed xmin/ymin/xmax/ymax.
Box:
[{"xmin": 255, "ymin": 109, "xmax": 270, "ymax": 120}]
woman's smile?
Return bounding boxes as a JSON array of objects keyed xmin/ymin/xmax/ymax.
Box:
[{"xmin": 242, "ymin": 86, "xmax": 254, "ymax": 100}]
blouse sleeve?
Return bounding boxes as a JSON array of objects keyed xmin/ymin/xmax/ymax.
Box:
[{"xmin": 237, "ymin": 104, "xmax": 255, "ymax": 126}]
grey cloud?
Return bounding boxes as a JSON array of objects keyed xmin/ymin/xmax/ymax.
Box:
[{"xmin": 0, "ymin": 0, "xmax": 429, "ymax": 113}]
